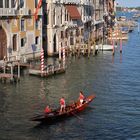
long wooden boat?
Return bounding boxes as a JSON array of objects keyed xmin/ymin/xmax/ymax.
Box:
[{"xmin": 30, "ymin": 95, "xmax": 96, "ymax": 124}]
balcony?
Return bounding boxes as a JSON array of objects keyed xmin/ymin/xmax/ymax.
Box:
[
  {"xmin": 94, "ymin": 19, "xmax": 104, "ymax": 25},
  {"xmin": 66, "ymin": 21, "xmax": 78, "ymax": 28},
  {"xmin": 0, "ymin": 8, "xmax": 40, "ymax": 17},
  {"xmin": 19, "ymin": 8, "xmax": 31, "ymax": 15},
  {"xmin": 53, "ymin": 0, "xmax": 81, "ymax": 4},
  {"xmin": 0, "ymin": 8, "xmax": 16, "ymax": 16},
  {"xmin": 83, "ymin": 16, "xmax": 92, "ymax": 23}
]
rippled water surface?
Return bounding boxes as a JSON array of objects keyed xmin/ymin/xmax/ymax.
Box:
[{"xmin": 0, "ymin": 18, "xmax": 140, "ymax": 140}]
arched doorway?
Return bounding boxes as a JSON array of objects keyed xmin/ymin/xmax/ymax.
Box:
[
  {"xmin": 0, "ymin": 26, "xmax": 7, "ymax": 60},
  {"xmin": 53, "ymin": 34, "xmax": 56, "ymax": 53}
]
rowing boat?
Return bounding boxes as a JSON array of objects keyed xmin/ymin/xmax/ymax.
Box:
[{"xmin": 30, "ymin": 95, "xmax": 96, "ymax": 124}]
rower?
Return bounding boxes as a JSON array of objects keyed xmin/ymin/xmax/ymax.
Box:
[
  {"xmin": 59, "ymin": 97, "xmax": 66, "ymax": 113},
  {"xmin": 44, "ymin": 105, "xmax": 51, "ymax": 113},
  {"xmin": 79, "ymin": 91, "xmax": 85, "ymax": 106}
]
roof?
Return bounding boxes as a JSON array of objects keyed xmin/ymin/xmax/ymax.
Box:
[{"xmin": 65, "ymin": 5, "xmax": 81, "ymax": 20}]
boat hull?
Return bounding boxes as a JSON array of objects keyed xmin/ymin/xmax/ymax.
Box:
[{"xmin": 30, "ymin": 95, "xmax": 95, "ymax": 124}]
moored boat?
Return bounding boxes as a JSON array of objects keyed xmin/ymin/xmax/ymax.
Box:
[{"xmin": 30, "ymin": 95, "xmax": 96, "ymax": 124}]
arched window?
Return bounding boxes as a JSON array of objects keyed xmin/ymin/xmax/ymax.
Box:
[
  {"xmin": 35, "ymin": 36, "xmax": 40, "ymax": 45},
  {"xmin": 5, "ymin": 0, "xmax": 9, "ymax": 8},
  {"xmin": 0, "ymin": 1, "xmax": 3, "ymax": 8},
  {"xmin": 70, "ymin": 31, "xmax": 74, "ymax": 45},
  {"xmin": 20, "ymin": 0, "xmax": 24, "ymax": 8},
  {"xmin": 61, "ymin": 8, "xmax": 62, "ymax": 24},
  {"xmin": 13, "ymin": 34, "xmax": 17, "ymax": 51},
  {"xmin": 53, "ymin": 8, "xmax": 55, "ymax": 25},
  {"xmin": 65, "ymin": 9, "xmax": 67, "ymax": 21}
]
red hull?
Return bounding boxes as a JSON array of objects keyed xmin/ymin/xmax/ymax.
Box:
[{"xmin": 30, "ymin": 95, "xmax": 95, "ymax": 124}]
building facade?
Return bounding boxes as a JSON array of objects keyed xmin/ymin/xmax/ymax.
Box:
[
  {"xmin": 0, "ymin": 0, "xmax": 115, "ymax": 60},
  {"xmin": 0, "ymin": 0, "xmax": 42, "ymax": 62},
  {"xmin": 43, "ymin": 0, "xmax": 111, "ymax": 56}
]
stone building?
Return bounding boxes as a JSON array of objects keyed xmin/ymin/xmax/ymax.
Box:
[
  {"xmin": 0, "ymin": 0, "xmax": 116, "ymax": 61},
  {"xmin": 43, "ymin": 0, "xmax": 111, "ymax": 56},
  {"xmin": 0, "ymin": 0, "xmax": 42, "ymax": 62}
]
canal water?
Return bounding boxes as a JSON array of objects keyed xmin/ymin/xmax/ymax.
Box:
[{"xmin": 0, "ymin": 20, "xmax": 140, "ymax": 140}]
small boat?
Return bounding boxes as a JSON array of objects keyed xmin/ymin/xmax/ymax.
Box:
[
  {"xmin": 30, "ymin": 95, "xmax": 96, "ymax": 124},
  {"xmin": 98, "ymin": 44, "xmax": 117, "ymax": 51},
  {"xmin": 121, "ymin": 27, "xmax": 129, "ymax": 34}
]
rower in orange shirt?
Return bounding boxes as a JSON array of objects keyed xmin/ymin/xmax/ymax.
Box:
[
  {"xmin": 59, "ymin": 97, "xmax": 66, "ymax": 113},
  {"xmin": 79, "ymin": 91, "xmax": 85, "ymax": 106},
  {"xmin": 44, "ymin": 105, "xmax": 51, "ymax": 113}
]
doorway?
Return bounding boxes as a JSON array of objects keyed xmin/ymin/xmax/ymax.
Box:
[{"xmin": 0, "ymin": 26, "xmax": 7, "ymax": 60}]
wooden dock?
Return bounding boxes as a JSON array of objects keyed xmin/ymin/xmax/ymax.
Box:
[
  {"xmin": 0, "ymin": 73, "xmax": 18, "ymax": 83},
  {"xmin": 29, "ymin": 65, "xmax": 66, "ymax": 77}
]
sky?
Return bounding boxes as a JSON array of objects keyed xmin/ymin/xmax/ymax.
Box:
[{"xmin": 116, "ymin": 0, "xmax": 140, "ymax": 7}]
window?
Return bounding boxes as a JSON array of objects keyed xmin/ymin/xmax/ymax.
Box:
[
  {"xmin": 70, "ymin": 31, "xmax": 74, "ymax": 45},
  {"xmin": 70, "ymin": 37, "xmax": 74, "ymax": 45},
  {"xmin": 53, "ymin": 8, "xmax": 55, "ymax": 25},
  {"xmin": 61, "ymin": 9, "xmax": 62, "ymax": 24},
  {"xmin": 81, "ymin": 28, "xmax": 84, "ymax": 36},
  {"xmin": 11, "ymin": 0, "xmax": 15, "ymax": 8},
  {"xmin": 43, "ymin": 12, "xmax": 48, "ymax": 25},
  {"xmin": 76, "ymin": 29, "xmax": 79, "ymax": 36},
  {"xmin": 61, "ymin": 31, "xmax": 64, "ymax": 39},
  {"xmin": 65, "ymin": 9, "xmax": 67, "ymax": 21},
  {"xmin": 5, "ymin": 0, "xmax": 9, "ymax": 8},
  {"xmin": 21, "ymin": 38, "xmax": 26, "ymax": 47},
  {"xmin": 35, "ymin": 36, "xmax": 39, "ymax": 45},
  {"xmin": 20, "ymin": 0, "xmax": 24, "ymax": 8},
  {"xmin": 21, "ymin": 19, "xmax": 25, "ymax": 31},
  {"xmin": 35, "ymin": 0, "xmax": 38, "ymax": 8},
  {"xmin": 35, "ymin": 20, "xmax": 39, "ymax": 29},
  {"xmin": 65, "ymin": 30, "xmax": 68, "ymax": 38},
  {"xmin": 0, "ymin": 1, "xmax": 3, "ymax": 8},
  {"xmin": 13, "ymin": 35, "xmax": 17, "ymax": 51}
]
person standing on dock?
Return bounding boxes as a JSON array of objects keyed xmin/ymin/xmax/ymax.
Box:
[
  {"xmin": 79, "ymin": 91, "xmax": 85, "ymax": 106},
  {"xmin": 59, "ymin": 97, "xmax": 66, "ymax": 113}
]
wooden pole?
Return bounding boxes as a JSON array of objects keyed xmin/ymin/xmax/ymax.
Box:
[
  {"xmin": 18, "ymin": 61, "xmax": 20, "ymax": 80},
  {"xmin": 93, "ymin": 40, "xmax": 96, "ymax": 56},
  {"xmin": 120, "ymin": 29, "xmax": 122, "ymax": 53},
  {"xmin": 111, "ymin": 29, "xmax": 115, "ymax": 55},
  {"xmin": 88, "ymin": 41, "xmax": 91, "ymax": 59},
  {"xmin": 138, "ymin": 23, "xmax": 140, "ymax": 34},
  {"xmin": 4, "ymin": 61, "xmax": 6, "ymax": 74},
  {"xmin": 112, "ymin": 39, "xmax": 115, "ymax": 56},
  {"xmin": 3, "ymin": 56, "xmax": 6, "ymax": 74},
  {"xmin": 78, "ymin": 46, "xmax": 80, "ymax": 58},
  {"xmin": 10, "ymin": 62, "xmax": 13, "ymax": 82},
  {"xmin": 59, "ymin": 42, "xmax": 61, "ymax": 62},
  {"xmin": 62, "ymin": 45, "xmax": 65, "ymax": 69},
  {"xmin": 101, "ymin": 37, "xmax": 103, "ymax": 51},
  {"xmin": 41, "ymin": 48, "xmax": 45, "ymax": 77}
]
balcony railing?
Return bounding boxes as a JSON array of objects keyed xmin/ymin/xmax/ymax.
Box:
[
  {"xmin": 0, "ymin": 8, "xmax": 16, "ymax": 16},
  {"xmin": 19, "ymin": 8, "xmax": 30, "ymax": 15},
  {"xmin": 53, "ymin": 0, "xmax": 81, "ymax": 4},
  {"xmin": 94, "ymin": 19, "xmax": 104, "ymax": 25},
  {"xmin": 0, "ymin": 8, "xmax": 42, "ymax": 16}
]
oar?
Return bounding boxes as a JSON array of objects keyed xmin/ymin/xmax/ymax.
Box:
[
  {"xmin": 88, "ymin": 106, "xmax": 96, "ymax": 109},
  {"xmin": 71, "ymin": 112, "xmax": 83, "ymax": 120}
]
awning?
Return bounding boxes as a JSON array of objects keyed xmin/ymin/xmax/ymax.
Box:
[{"xmin": 65, "ymin": 5, "xmax": 81, "ymax": 20}]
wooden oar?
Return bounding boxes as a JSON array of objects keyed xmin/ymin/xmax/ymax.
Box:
[
  {"xmin": 88, "ymin": 106, "xmax": 96, "ymax": 109},
  {"xmin": 71, "ymin": 112, "xmax": 83, "ymax": 120}
]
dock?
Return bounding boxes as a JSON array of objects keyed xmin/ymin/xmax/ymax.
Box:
[
  {"xmin": 29, "ymin": 64, "xmax": 66, "ymax": 77},
  {"xmin": 0, "ymin": 73, "xmax": 18, "ymax": 83}
]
